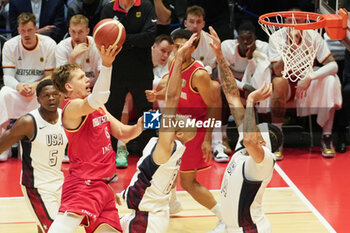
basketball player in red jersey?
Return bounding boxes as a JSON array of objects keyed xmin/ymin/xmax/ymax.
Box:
[
  {"xmin": 48, "ymin": 45, "xmax": 143, "ymax": 233},
  {"xmin": 167, "ymin": 29, "xmax": 224, "ymax": 223}
]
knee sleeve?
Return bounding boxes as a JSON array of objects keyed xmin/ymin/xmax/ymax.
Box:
[{"xmin": 47, "ymin": 212, "xmax": 83, "ymax": 233}]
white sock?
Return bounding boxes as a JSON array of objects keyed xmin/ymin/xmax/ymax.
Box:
[
  {"xmin": 210, "ymin": 203, "xmax": 223, "ymax": 222},
  {"xmin": 170, "ymin": 187, "xmax": 177, "ymax": 202}
]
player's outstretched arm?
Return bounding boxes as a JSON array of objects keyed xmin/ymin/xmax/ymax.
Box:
[
  {"xmin": 153, "ymin": 33, "xmax": 199, "ymax": 164},
  {"xmin": 207, "ymin": 26, "xmax": 245, "ymax": 127},
  {"xmin": 0, "ymin": 116, "xmax": 34, "ymax": 154},
  {"xmin": 243, "ymin": 82, "xmax": 272, "ymax": 163}
]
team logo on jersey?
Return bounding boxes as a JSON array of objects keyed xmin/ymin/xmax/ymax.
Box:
[
  {"xmin": 200, "ymin": 56, "xmax": 204, "ymax": 61},
  {"xmin": 18, "ymin": 56, "xmax": 22, "ymax": 61},
  {"xmin": 136, "ymin": 12, "xmax": 141, "ymax": 18},
  {"xmin": 143, "ymin": 110, "xmax": 161, "ymax": 129},
  {"xmin": 40, "ymin": 57, "xmax": 44, "ymax": 62},
  {"xmin": 86, "ymin": 58, "xmax": 90, "ymax": 63},
  {"xmin": 181, "ymin": 79, "xmax": 186, "ymax": 87}
]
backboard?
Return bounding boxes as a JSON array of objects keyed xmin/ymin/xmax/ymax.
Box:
[{"xmin": 318, "ymin": 0, "xmax": 350, "ymax": 50}]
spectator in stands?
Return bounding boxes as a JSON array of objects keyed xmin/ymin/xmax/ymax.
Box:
[
  {"xmin": 9, "ymin": 0, "xmax": 66, "ymax": 43},
  {"xmin": 150, "ymin": 0, "xmax": 179, "ymax": 35},
  {"xmin": 145, "ymin": 34, "xmax": 174, "ymax": 109},
  {"xmin": 269, "ymin": 9, "xmax": 342, "ymax": 160},
  {"xmin": 0, "ymin": 13, "xmax": 56, "ymax": 161},
  {"xmin": 117, "ymin": 34, "xmax": 173, "ymax": 168},
  {"xmin": 0, "ymin": 33, "xmax": 7, "ymax": 88},
  {"xmin": 183, "ymin": 5, "xmax": 216, "ymax": 74},
  {"xmin": 187, "ymin": 0, "xmax": 233, "ymax": 41},
  {"xmin": 221, "ymin": 22, "xmax": 271, "ymax": 110},
  {"xmin": 323, "ymin": 33, "xmax": 347, "ymax": 153},
  {"xmin": 335, "ymin": 49, "xmax": 350, "ymax": 153},
  {"xmin": 0, "ymin": 0, "xmax": 11, "ymax": 39},
  {"xmin": 100, "ymin": 0, "xmax": 157, "ymax": 156},
  {"xmin": 219, "ymin": 21, "xmax": 272, "ymax": 162},
  {"xmin": 67, "ymin": 0, "xmax": 109, "ymax": 35},
  {"xmin": 56, "ymin": 14, "xmax": 101, "ymax": 88}
]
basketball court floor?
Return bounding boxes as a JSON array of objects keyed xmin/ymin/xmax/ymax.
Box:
[{"xmin": 0, "ymin": 144, "xmax": 348, "ymax": 233}]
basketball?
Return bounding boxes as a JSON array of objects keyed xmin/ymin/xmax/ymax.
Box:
[{"xmin": 93, "ymin": 18, "xmax": 126, "ymax": 50}]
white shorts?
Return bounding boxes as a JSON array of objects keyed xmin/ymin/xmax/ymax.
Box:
[
  {"xmin": 120, "ymin": 210, "xmax": 169, "ymax": 233},
  {"xmin": 21, "ymin": 185, "xmax": 61, "ymax": 232}
]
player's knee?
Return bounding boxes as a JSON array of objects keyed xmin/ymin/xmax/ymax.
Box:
[
  {"xmin": 272, "ymin": 77, "xmax": 288, "ymax": 97},
  {"xmin": 94, "ymin": 223, "xmax": 121, "ymax": 233},
  {"xmin": 180, "ymin": 177, "xmax": 194, "ymax": 191},
  {"xmin": 47, "ymin": 212, "xmax": 83, "ymax": 233}
]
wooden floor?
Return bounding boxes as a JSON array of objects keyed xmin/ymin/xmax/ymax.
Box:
[{"xmin": 0, "ymin": 188, "xmax": 329, "ymax": 233}]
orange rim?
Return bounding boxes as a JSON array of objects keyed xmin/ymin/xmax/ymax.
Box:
[{"xmin": 259, "ymin": 11, "xmax": 326, "ymax": 30}]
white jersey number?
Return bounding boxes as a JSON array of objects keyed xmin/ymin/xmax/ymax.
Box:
[{"xmin": 49, "ymin": 150, "xmax": 58, "ymax": 167}]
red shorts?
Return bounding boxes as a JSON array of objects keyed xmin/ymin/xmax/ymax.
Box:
[
  {"xmin": 180, "ymin": 130, "xmax": 210, "ymax": 171},
  {"xmin": 59, "ymin": 175, "xmax": 121, "ymax": 233}
]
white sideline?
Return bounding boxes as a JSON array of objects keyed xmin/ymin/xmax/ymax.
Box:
[{"xmin": 274, "ymin": 163, "xmax": 336, "ymax": 233}]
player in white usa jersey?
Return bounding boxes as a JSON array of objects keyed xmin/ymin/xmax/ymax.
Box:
[
  {"xmin": 120, "ymin": 33, "xmax": 199, "ymax": 233},
  {"xmin": 207, "ymin": 27, "xmax": 283, "ymax": 233},
  {"xmin": 0, "ymin": 79, "xmax": 67, "ymax": 233}
]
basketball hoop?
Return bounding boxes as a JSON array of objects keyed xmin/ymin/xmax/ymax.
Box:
[{"xmin": 259, "ymin": 10, "xmax": 347, "ymax": 82}]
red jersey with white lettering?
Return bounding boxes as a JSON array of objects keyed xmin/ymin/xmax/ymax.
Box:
[
  {"xmin": 169, "ymin": 60, "xmax": 210, "ymax": 171},
  {"xmin": 169, "ymin": 60, "xmax": 208, "ymax": 120},
  {"xmin": 62, "ymin": 99, "xmax": 116, "ymax": 180}
]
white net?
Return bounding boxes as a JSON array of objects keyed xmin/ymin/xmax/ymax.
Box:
[{"xmin": 259, "ymin": 13, "xmax": 324, "ymax": 82}]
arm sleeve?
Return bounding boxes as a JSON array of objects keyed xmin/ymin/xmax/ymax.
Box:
[
  {"xmin": 87, "ymin": 66, "xmax": 112, "ymax": 109},
  {"xmin": 3, "ymin": 68, "xmax": 18, "ymax": 89},
  {"xmin": 244, "ymin": 146, "xmax": 274, "ymax": 181},
  {"xmin": 2, "ymin": 41, "xmax": 18, "ymax": 89},
  {"xmin": 309, "ymin": 61, "xmax": 338, "ymax": 80}
]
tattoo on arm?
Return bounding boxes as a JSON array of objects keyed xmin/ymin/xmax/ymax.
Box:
[
  {"xmin": 244, "ymin": 106, "xmax": 258, "ymax": 134},
  {"xmin": 218, "ymin": 57, "xmax": 245, "ymax": 125},
  {"xmin": 217, "ymin": 57, "xmax": 240, "ymax": 97}
]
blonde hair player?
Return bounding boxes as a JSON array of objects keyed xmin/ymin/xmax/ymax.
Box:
[{"xmin": 48, "ymin": 43, "xmax": 143, "ymax": 233}]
